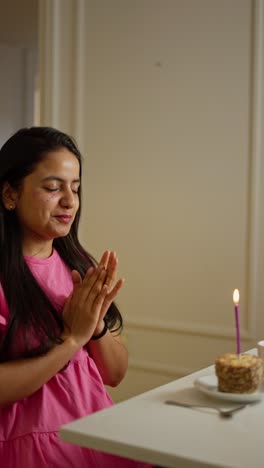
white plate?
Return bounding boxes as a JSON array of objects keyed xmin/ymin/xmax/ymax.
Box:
[{"xmin": 194, "ymin": 373, "xmax": 264, "ymax": 402}]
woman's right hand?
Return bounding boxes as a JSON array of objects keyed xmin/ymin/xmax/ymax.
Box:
[{"xmin": 62, "ymin": 266, "xmax": 109, "ymax": 348}]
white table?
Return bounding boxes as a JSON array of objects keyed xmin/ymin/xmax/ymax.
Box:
[{"xmin": 60, "ymin": 349, "xmax": 264, "ymax": 468}]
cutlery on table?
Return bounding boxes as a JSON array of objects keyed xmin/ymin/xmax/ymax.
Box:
[{"xmin": 165, "ymin": 400, "xmax": 247, "ymax": 418}]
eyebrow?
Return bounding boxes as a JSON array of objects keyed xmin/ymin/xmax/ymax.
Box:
[{"xmin": 41, "ymin": 176, "xmax": 80, "ymax": 183}]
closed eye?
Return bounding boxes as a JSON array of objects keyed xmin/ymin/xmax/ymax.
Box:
[
  {"xmin": 44, "ymin": 187, "xmax": 80, "ymax": 194},
  {"xmin": 44, "ymin": 187, "xmax": 58, "ymax": 192},
  {"xmin": 72, "ymin": 185, "xmax": 80, "ymax": 194}
]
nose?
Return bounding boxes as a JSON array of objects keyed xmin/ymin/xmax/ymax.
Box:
[{"xmin": 60, "ymin": 188, "xmax": 75, "ymax": 209}]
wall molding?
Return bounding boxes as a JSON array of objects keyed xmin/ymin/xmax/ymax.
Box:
[
  {"xmin": 246, "ymin": 0, "xmax": 264, "ymax": 337},
  {"xmin": 38, "ymin": 0, "xmax": 85, "ymax": 139},
  {"xmin": 21, "ymin": 47, "xmax": 37, "ymax": 126},
  {"xmin": 125, "ymin": 317, "xmax": 254, "ymax": 340},
  {"xmin": 120, "ymin": 0, "xmax": 263, "ymax": 345},
  {"xmin": 129, "ymin": 358, "xmax": 191, "ymax": 379},
  {"xmin": 126, "ymin": 0, "xmax": 264, "ymax": 347},
  {"xmin": 38, "ymin": 0, "xmax": 55, "ymax": 125},
  {"xmin": 72, "ymin": 0, "xmax": 86, "ymax": 152}
]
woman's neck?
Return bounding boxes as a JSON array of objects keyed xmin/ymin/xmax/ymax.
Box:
[{"xmin": 22, "ymin": 241, "xmax": 53, "ymax": 259}]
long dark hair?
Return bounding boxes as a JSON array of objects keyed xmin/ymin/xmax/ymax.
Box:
[{"xmin": 0, "ymin": 127, "xmax": 122, "ymax": 361}]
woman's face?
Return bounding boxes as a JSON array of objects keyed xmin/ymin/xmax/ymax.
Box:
[{"xmin": 12, "ymin": 148, "xmax": 80, "ymax": 254}]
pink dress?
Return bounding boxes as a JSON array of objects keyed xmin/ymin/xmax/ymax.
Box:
[{"xmin": 0, "ymin": 250, "xmax": 151, "ymax": 467}]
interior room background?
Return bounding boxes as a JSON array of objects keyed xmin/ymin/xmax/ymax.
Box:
[{"xmin": 0, "ymin": 0, "xmax": 264, "ymax": 402}]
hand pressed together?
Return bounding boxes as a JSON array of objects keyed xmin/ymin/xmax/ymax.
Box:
[{"xmin": 62, "ymin": 250, "xmax": 124, "ymax": 347}]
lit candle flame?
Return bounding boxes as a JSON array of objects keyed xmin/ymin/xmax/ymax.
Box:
[{"xmin": 233, "ymin": 289, "xmax": 240, "ymax": 305}]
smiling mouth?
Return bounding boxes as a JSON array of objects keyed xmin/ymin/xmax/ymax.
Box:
[{"xmin": 54, "ymin": 215, "xmax": 72, "ymax": 224}]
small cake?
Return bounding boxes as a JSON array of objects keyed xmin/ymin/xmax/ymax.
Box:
[{"xmin": 215, "ymin": 353, "xmax": 263, "ymax": 393}]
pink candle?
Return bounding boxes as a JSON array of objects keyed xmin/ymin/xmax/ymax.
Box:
[{"xmin": 233, "ymin": 289, "xmax": 241, "ymax": 355}]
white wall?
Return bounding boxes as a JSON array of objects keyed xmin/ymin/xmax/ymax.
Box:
[{"xmin": 39, "ymin": 0, "xmax": 264, "ymax": 402}]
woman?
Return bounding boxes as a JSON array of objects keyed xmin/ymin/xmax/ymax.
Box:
[{"xmin": 0, "ymin": 127, "xmax": 151, "ymax": 467}]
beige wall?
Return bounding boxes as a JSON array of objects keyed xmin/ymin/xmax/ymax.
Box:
[
  {"xmin": 0, "ymin": 0, "xmax": 38, "ymax": 144},
  {"xmin": 39, "ymin": 0, "xmax": 264, "ymax": 401},
  {"xmin": 0, "ymin": 0, "xmax": 38, "ymax": 47}
]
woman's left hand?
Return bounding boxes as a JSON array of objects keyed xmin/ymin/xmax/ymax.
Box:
[{"xmin": 93, "ymin": 250, "xmax": 124, "ymax": 334}]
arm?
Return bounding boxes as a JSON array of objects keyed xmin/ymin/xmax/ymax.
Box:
[
  {"xmin": 87, "ymin": 251, "xmax": 128, "ymax": 386},
  {"xmin": 0, "ymin": 337, "xmax": 79, "ymax": 407},
  {"xmin": 87, "ymin": 322, "xmax": 128, "ymax": 387},
  {"xmin": 0, "ymin": 266, "xmax": 109, "ymax": 407},
  {"xmin": 68, "ymin": 250, "xmax": 128, "ymax": 386}
]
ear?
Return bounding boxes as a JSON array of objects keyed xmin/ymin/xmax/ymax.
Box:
[{"xmin": 2, "ymin": 182, "xmax": 19, "ymax": 211}]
